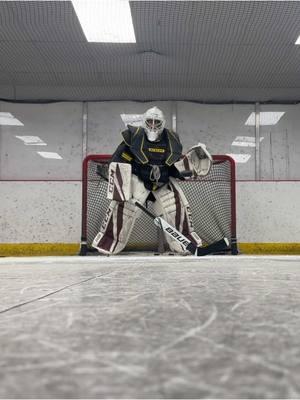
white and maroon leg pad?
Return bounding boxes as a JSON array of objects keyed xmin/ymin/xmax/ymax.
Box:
[
  {"xmin": 107, "ymin": 162, "xmax": 132, "ymax": 201},
  {"xmin": 153, "ymin": 177, "xmax": 202, "ymax": 252},
  {"xmin": 93, "ymin": 176, "xmax": 150, "ymax": 255},
  {"xmin": 92, "ymin": 200, "xmax": 137, "ymax": 255}
]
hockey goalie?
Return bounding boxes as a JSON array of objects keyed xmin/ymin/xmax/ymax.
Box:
[{"xmin": 92, "ymin": 106, "xmax": 218, "ymax": 255}]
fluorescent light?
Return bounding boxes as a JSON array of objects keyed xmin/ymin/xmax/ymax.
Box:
[
  {"xmin": 232, "ymin": 136, "xmax": 264, "ymax": 147},
  {"xmin": 37, "ymin": 152, "xmax": 62, "ymax": 159},
  {"xmin": 295, "ymin": 35, "xmax": 300, "ymax": 45},
  {"xmin": 120, "ymin": 114, "xmax": 143, "ymax": 127},
  {"xmin": 72, "ymin": 0, "xmax": 136, "ymax": 43},
  {"xmin": 0, "ymin": 112, "xmax": 24, "ymax": 126},
  {"xmin": 226, "ymin": 153, "xmax": 251, "ymax": 163},
  {"xmin": 16, "ymin": 136, "xmax": 47, "ymax": 146},
  {"xmin": 245, "ymin": 112, "xmax": 285, "ymax": 126}
]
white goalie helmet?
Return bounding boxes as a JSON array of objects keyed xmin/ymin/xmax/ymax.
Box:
[{"xmin": 143, "ymin": 106, "xmax": 166, "ymax": 142}]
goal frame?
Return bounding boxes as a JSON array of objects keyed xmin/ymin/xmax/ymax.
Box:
[{"xmin": 80, "ymin": 154, "xmax": 238, "ymax": 255}]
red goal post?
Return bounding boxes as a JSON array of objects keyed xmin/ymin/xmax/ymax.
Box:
[{"xmin": 80, "ymin": 154, "xmax": 238, "ymax": 255}]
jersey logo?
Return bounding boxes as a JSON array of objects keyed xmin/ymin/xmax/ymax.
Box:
[
  {"xmin": 121, "ymin": 152, "xmax": 133, "ymax": 162},
  {"xmin": 148, "ymin": 147, "xmax": 165, "ymax": 153}
]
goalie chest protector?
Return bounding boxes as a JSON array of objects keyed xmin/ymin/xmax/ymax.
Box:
[{"xmin": 122, "ymin": 125, "xmax": 182, "ymax": 166}]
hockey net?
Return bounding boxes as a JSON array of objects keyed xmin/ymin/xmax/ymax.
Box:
[{"xmin": 80, "ymin": 155, "xmax": 237, "ymax": 255}]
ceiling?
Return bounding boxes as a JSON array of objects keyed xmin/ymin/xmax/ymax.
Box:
[{"xmin": 0, "ymin": 0, "xmax": 300, "ymax": 103}]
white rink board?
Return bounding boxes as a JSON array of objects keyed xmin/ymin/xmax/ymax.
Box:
[
  {"xmin": 237, "ymin": 181, "xmax": 300, "ymax": 242},
  {"xmin": 1, "ymin": 181, "xmax": 299, "ymax": 244},
  {"xmin": 0, "ymin": 182, "xmax": 81, "ymax": 243}
]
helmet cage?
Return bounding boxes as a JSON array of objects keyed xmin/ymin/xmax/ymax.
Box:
[{"xmin": 145, "ymin": 118, "xmax": 163, "ymax": 134}]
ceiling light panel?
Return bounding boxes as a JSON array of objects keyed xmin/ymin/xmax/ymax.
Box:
[
  {"xmin": 0, "ymin": 112, "xmax": 24, "ymax": 126},
  {"xmin": 226, "ymin": 154, "xmax": 251, "ymax": 163},
  {"xmin": 295, "ymin": 35, "xmax": 300, "ymax": 45},
  {"xmin": 71, "ymin": 0, "xmax": 136, "ymax": 43},
  {"xmin": 120, "ymin": 114, "xmax": 143, "ymax": 127},
  {"xmin": 232, "ymin": 136, "xmax": 264, "ymax": 147},
  {"xmin": 16, "ymin": 136, "xmax": 47, "ymax": 145},
  {"xmin": 37, "ymin": 152, "xmax": 62, "ymax": 159},
  {"xmin": 245, "ymin": 112, "xmax": 285, "ymax": 126}
]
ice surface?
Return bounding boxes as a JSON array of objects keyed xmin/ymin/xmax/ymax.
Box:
[{"xmin": 0, "ymin": 255, "xmax": 300, "ymax": 398}]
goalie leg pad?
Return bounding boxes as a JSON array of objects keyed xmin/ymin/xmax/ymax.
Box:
[
  {"xmin": 93, "ymin": 176, "xmax": 150, "ymax": 255},
  {"xmin": 92, "ymin": 200, "xmax": 137, "ymax": 255},
  {"xmin": 131, "ymin": 174, "xmax": 150, "ymax": 203},
  {"xmin": 107, "ymin": 162, "xmax": 132, "ymax": 201},
  {"xmin": 153, "ymin": 178, "xmax": 202, "ymax": 252}
]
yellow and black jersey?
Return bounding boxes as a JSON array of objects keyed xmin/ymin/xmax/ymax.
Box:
[{"xmin": 111, "ymin": 125, "xmax": 183, "ymax": 191}]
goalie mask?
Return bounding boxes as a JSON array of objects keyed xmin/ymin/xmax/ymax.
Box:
[{"xmin": 143, "ymin": 106, "xmax": 166, "ymax": 142}]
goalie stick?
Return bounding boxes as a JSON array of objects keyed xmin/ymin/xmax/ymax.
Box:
[{"xmin": 135, "ymin": 201, "xmax": 230, "ymax": 256}]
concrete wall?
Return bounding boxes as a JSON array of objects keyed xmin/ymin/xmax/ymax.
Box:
[
  {"xmin": 0, "ymin": 100, "xmax": 299, "ymax": 254},
  {"xmin": 87, "ymin": 101, "xmax": 173, "ymax": 155},
  {"xmin": 177, "ymin": 102, "xmax": 256, "ymax": 180},
  {"xmin": 0, "ymin": 102, "xmax": 83, "ymax": 180},
  {"xmin": 260, "ymin": 104, "xmax": 300, "ymax": 180}
]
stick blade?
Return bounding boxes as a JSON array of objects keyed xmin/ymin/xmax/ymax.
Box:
[{"xmin": 196, "ymin": 238, "xmax": 230, "ymax": 256}]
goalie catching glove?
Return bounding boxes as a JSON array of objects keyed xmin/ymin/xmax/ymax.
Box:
[{"xmin": 175, "ymin": 143, "xmax": 212, "ymax": 177}]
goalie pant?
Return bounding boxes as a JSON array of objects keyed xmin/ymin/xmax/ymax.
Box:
[{"xmin": 92, "ymin": 175, "xmax": 202, "ymax": 255}]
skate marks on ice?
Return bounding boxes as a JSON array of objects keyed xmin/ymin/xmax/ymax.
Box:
[{"xmin": 0, "ymin": 255, "xmax": 300, "ymax": 398}]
